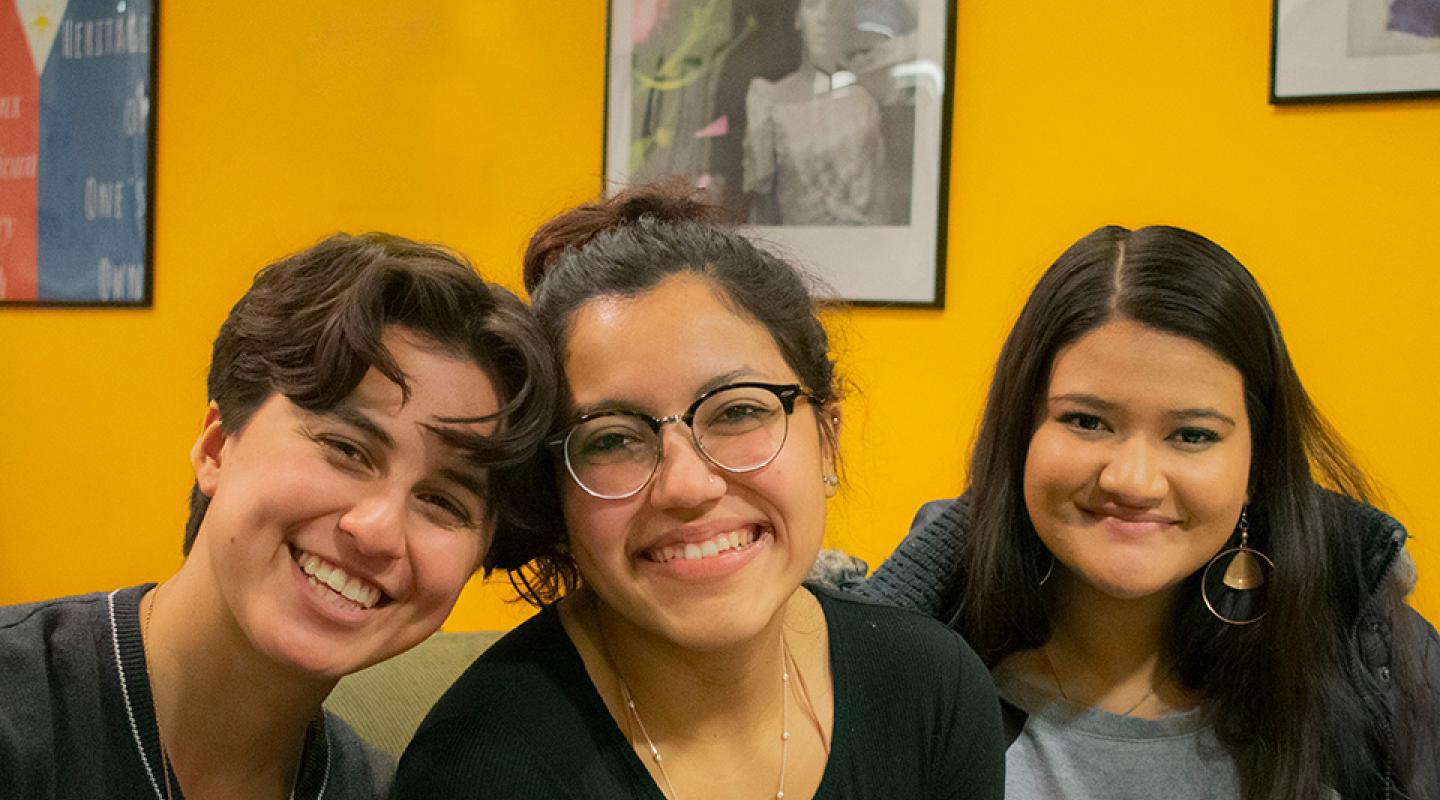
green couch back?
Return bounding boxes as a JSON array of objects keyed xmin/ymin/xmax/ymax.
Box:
[{"xmin": 324, "ymin": 630, "xmax": 503, "ymax": 760}]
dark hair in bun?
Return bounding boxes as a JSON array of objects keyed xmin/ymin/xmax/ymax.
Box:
[
  {"xmin": 497, "ymin": 181, "xmax": 843, "ymax": 605},
  {"xmin": 522, "ymin": 183, "xmax": 735, "ymax": 293}
]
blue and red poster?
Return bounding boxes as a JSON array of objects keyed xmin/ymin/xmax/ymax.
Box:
[{"xmin": 1, "ymin": 0, "xmax": 153, "ymax": 305}]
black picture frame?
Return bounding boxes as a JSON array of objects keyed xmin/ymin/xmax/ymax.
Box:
[
  {"xmin": 1271, "ymin": 0, "xmax": 1440, "ymax": 104},
  {"xmin": 603, "ymin": 0, "xmax": 956, "ymax": 308},
  {"xmin": 0, "ymin": 0, "xmax": 158, "ymax": 308}
]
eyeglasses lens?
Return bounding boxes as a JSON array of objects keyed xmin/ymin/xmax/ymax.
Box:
[
  {"xmin": 692, "ymin": 385, "xmax": 788, "ymax": 471},
  {"xmin": 566, "ymin": 416, "xmax": 658, "ymax": 499},
  {"xmin": 565, "ymin": 386, "xmax": 791, "ymax": 498}
]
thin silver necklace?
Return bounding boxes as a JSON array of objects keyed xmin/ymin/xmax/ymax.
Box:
[
  {"xmin": 141, "ymin": 588, "xmax": 177, "ymax": 800},
  {"xmin": 596, "ymin": 600, "xmax": 792, "ymax": 799},
  {"xmin": 1041, "ymin": 641, "xmax": 1173, "ymax": 717},
  {"xmin": 139, "ymin": 585, "xmax": 316, "ymax": 800}
]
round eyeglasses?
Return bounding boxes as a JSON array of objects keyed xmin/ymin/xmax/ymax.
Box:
[{"xmin": 546, "ymin": 382, "xmax": 815, "ymax": 500}]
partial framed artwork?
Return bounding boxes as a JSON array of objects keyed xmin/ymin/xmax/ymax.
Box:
[
  {"xmin": 604, "ymin": 0, "xmax": 955, "ymax": 307},
  {"xmin": 0, "ymin": 0, "xmax": 157, "ymax": 307},
  {"xmin": 1272, "ymin": 0, "xmax": 1440, "ymax": 102}
]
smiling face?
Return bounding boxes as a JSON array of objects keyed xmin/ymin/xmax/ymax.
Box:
[
  {"xmin": 190, "ymin": 327, "xmax": 499, "ymax": 678},
  {"xmin": 1023, "ymin": 319, "xmax": 1251, "ymax": 602},
  {"xmin": 560, "ymin": 274, "xmax": 835, "ymax": 652}
]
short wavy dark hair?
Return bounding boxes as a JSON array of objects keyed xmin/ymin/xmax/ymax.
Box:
[{"xmin": 185, "ymin": 232, "xmax": 557, "ymax": 574}]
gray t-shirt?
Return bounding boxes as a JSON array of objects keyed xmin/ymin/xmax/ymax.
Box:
[{"xmin": 994, "ymin": 663, "xmax": 1240, "ymax": 800}]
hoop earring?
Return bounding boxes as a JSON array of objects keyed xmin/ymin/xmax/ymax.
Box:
[
  {"xmin": 1038, "ymin": 552, "xmax": 1055, "ymax": 587},
  {"xmin": 1202, "ymin": 507, "xmax": 1275, "ymax": 626}
]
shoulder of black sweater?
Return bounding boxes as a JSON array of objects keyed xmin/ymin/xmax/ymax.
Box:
[
  {"xmin": 409, "ymin": 603, "xmax": 571, "ymax": 731},
  {"xmin": 393, "ymin": 605, "xmax": 580, "ymax": 798},
  {"xmin": 809, "ymin": 581, "xmax": 989, "ymax": 685}
]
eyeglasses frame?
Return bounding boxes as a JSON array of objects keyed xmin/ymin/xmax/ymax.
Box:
[{"xmin": 545, "ymin": 381, "xmax": 813, "ymax": 500}]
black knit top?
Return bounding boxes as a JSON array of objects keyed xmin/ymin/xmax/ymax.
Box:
[{"xmin": 394, "ymin": 584, "xmax": 1005, "ymax": 800}]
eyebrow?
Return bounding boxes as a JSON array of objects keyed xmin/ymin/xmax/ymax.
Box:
[
  {"xmin": 1049, "ymin": 393, "xmax": 1120, "ymax": 412},
  {"xmin": 570, "ymin": 367, "xmax": 763, "ymax": 419},
  {"xmin": 324, "ymin": 405, "xmax": 395, "ymax": 449},
  {"xmin": 1050, "ymin": 393, "xmax": 1237, "ymax": 427},
  {"xmin": 441, "ymin": 467, "xmax": 489, "ymax": 502},
  {"xmin": 433, "ymin": 413, "xmax": 500, "ymax": 425},
  {"xmin": 1164, "ymin": 408, "xmax": 1238, "ymax": 427}
]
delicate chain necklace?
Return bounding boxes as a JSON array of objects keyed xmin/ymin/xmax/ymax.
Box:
[
  {"xmin": 141, "ymin": 586, "xmax": 307, "ymax": 800},
  {"xmin": 595, "ymin": 598, "xmax": 792, "ymax": 800},
  {"xmin": 142, "ymin": 586, "xmax": 176, "ymax": 800},
  {"xmin": 1041, "ymin": 642, "xmax": 1174, "ymax": 717}
]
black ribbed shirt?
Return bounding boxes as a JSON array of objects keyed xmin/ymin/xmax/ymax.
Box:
[{"xmin": 395, "ymin": 584, "xmax": 1005, "ymax": 800}]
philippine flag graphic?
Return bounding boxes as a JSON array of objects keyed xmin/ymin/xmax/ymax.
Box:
[
  {"xmin": 0, "ymin": 1, "xmax": 54, "ymax": 299},
  {"xmin": 1, "ymin": 0, "xmax": 151, "ymax": 303}
]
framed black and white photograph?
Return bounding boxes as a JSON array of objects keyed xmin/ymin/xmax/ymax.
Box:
[
  {"xmin": 0, "ymin": 0, "xmax": 157, "ymax": 307},
  {"xmin": 604, "ymin": 0, "xmax": 955, "ymax": 307},
  {"xmin": 1272, "ymin": 0, "xmax": 1440, "ymax": 103}
]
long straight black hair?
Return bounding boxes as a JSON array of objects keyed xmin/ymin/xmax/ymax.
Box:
[{"xmin": 956, "ymin": 225, "xmax": 1385, "ymax": 799}]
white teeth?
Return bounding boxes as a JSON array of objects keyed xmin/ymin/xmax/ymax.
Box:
[
  {"xmin": 296, "ymin": 550, "xmax": 382, "ymax": 610},
  {"xmin": 649, "ymin": 527, "xmax": 764, "ymax": 563}
]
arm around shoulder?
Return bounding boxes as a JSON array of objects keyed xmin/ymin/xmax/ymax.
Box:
[{"xmin": 859, "ymin": 494, "xmax": 971, "ymax": 618}]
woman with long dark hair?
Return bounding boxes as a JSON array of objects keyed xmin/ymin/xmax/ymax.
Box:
[
  {"xmin": 394, "ymin": 184, "xmax": 1005, "ymax": 799},
  {"xmin": 860, "ymin": 226, "xmax": 1439, "ymax": 799}
]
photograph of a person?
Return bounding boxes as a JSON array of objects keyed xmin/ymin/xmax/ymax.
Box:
[
  {"xmin": 623, "ymin": 0, "xmax": 917, "ymax": 225},
  {"xmin": 608, "ymin": 0, "xmax": 953, "ymax": 305},
  {"xmin": 738, "ymin": 0, "xmax": 915, "ymax": 226}
]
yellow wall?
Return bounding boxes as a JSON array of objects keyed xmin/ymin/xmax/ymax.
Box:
[{"xmin": 2, "ymin": 2, "xmax": 1436, "ymax": 630}]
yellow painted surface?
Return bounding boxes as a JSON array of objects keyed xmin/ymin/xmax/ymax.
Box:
[{"xmin": 1, "ymin": 2, "xmax": 1435, "ymax": 630}]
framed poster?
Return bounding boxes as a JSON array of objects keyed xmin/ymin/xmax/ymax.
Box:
[
  {"xmin": 604, "ymin": 0, "xmax": 955, "ymax": 307},
  {"xmin": 0, "ymin": 0, "xmax": 156, "ymax": 306},
  {"xmin": 1272, "ymin": 0, "xmax": 1440, "ymax": 103}
]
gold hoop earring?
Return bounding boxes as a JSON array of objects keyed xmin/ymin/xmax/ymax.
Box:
[{"xmin": 1201, "ymin": 507, "xmax": 1275, "ymax": 626}]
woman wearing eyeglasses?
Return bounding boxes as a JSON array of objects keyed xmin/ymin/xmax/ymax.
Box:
[
  {"xmin": 858, "ymin": 226, "xmax": 1440, "ymax": 799},
  {"xmin": 392, "ymin": 184, "xmax": 1005, "ymax": 800}
]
